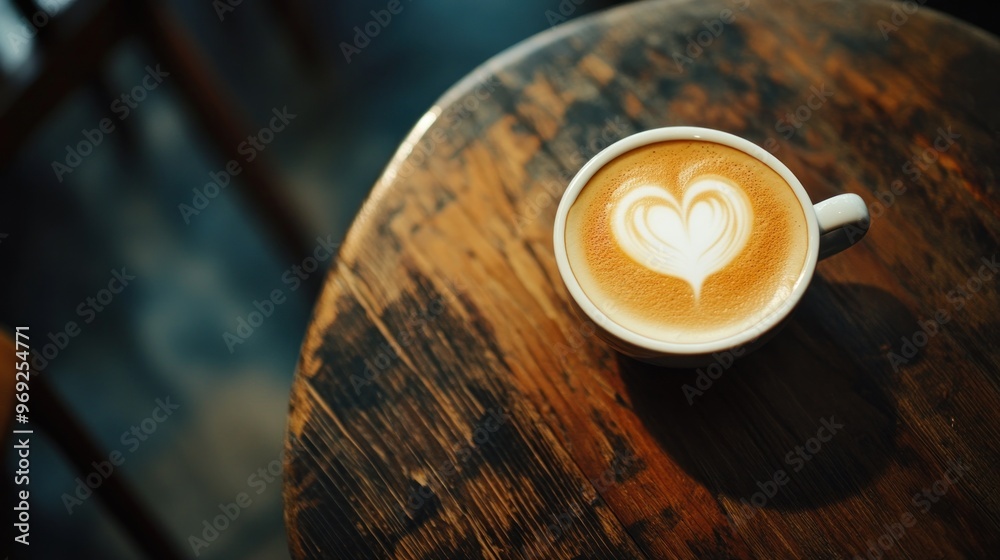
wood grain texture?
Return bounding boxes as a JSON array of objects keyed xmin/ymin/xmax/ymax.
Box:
[{"xmin": 284, "ymin": 0, "xmax": 1000, "ymax": 558}]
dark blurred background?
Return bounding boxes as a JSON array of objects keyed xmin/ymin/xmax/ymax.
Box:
[{"xmin": 0, "ymin": 0, "xmax": 993, "ymax": 558}]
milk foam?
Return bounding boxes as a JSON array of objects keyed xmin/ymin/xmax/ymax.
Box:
[
  {"xmin": 610, "ymin": 176, "xmax": 752, "ymax": 298},
  {"xmin": 565, "ymin": 140, "xmax": 809, "ymax": 345}
]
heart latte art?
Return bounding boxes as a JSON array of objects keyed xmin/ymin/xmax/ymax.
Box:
[
  {"xmin": 611, "ymin": 177, "xmax": 752, "ymax": 299},
  {"xmin": 564, "ymin": 139, "xmax": 809, "ymax": 344}
]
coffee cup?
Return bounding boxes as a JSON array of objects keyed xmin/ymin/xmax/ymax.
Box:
[{"xmin": 553, "ymin": 126, "xmax": 869, "ymax": 367}]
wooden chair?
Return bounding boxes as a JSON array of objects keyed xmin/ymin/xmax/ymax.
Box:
[
  {"xmin": 0, "ymin": 0, "xmax": 325, "ymax": 557},
  {"xmin": 1, "ymin": 328, "xmax": 184, "ymax": 558},
  {"xmin": 0, "ymin": 0, "xmax": 322, "ymax": 288}
]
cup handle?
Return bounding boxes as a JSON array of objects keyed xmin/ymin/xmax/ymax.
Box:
[{"xmin": 813, "ymin": 194, "xmax": 870, "ymax": 260}]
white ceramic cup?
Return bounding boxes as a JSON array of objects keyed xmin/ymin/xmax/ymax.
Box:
[{"xmin": 553, "ymin": 126, "xmax": 870, "ymax": 367}]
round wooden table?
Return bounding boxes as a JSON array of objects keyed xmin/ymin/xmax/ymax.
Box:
[{"xmin": 283, "ymin": 1, "xmax": 1000, "ymax": 557}]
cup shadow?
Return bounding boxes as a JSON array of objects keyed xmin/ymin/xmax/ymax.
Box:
[{"xmin": 619, "ymin": 281, "xmax": 918, "ymax": 512}]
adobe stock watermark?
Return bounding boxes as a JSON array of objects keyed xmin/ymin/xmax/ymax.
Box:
[
  {"xmin": 729, "ymin": 416, "xmax": 844, "ymax": 523},
  {"xmin": 188, "ymin": 451, "xmax": 284, "ymax": 556},
  {"xmin": 550, "ymin": 313, "xmax": 603, "ymax": 364},
  {"xmin": 392, "ymin": 407, "xmax": 510, "ymax": 523},
  {"xmin": 886, "ymin": 253, "xmax": 997, "ymax": 372},
  {"xmin": 760, "ymin": 82, "xmax": 835, "ymax": 154},
  {"xmin": 386, "ymin": 71, "xmax": 502, "ymax": 183},
  {"xmin": 520, "ymin": 449, "xmax": 639, "ymax": 558},
  {"xmin": 514, "ymin": 116, "xmax": 633, "ymax": 233},
  {"xmin": 61, "ymin": 397, "xmax": 180, "ymax": 514},
  {"xmin": 850, "ymin": 458, "xmax": 969, "ymax": 559},
  {"xmin": 51, "ymin": 64, "xmax": 170, "ymax": 182},
  {"xmin": 877, "ymin": 0, "xmax": 927, "ymax": 40},
  {"xmin": 843, "ymin": 125, "xmax": 961, "ymax": 244},
  {"xmin": 340, "ymin": 0, "xmax": 414, "ymax": 63},
  {"xmin": 222, "ymin": 234, "xmax": 340, "ymax": 353},
  {"xmin": 178, "ymin": 106, "xmax": 297, "ymax": 224},
  {"xmin": 30, "ymin": 268, "xmax": 136, "ymax": 372},
  {"xmin": 441, "ymin": 70, "xmax": 502, "ymax": 131},
  {"xmin": 545, "ymin": 0, "xmax": 587, "ymax": 27},
  {"xmin": 672, "ymin": 0, "xmax": 750, "ymax": 72},
  {"xmin": 678, "ymin": 317, "xmax": 775, "ymax": 405},
  {"xmin": 5, "ymin": 0, "xmax": 64, "ymax": 53},
  {"xmin": 212, "ymin": 0, "xmax": 245, "ymax": 21},
  {"xmin": 349, "ymin": 279, "xmax": 466, "ymax": 394},
  {"xmin": 680, "ymin": 342, "xmax": 757, "ymax": 405}
]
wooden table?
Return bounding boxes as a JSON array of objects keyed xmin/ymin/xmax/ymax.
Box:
[{"xmin": 283, "ymin": 0, "xmax": 1000, "ymax": 557}]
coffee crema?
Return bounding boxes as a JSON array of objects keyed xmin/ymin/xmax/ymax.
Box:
[{"xmin": 565, "ymin": 140, "xmax": 809, "ymax": 344}]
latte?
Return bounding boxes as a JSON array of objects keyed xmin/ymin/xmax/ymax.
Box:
[{"xmin": 565, "ymin": 140, "xmax": 809, "ymax": 344}]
